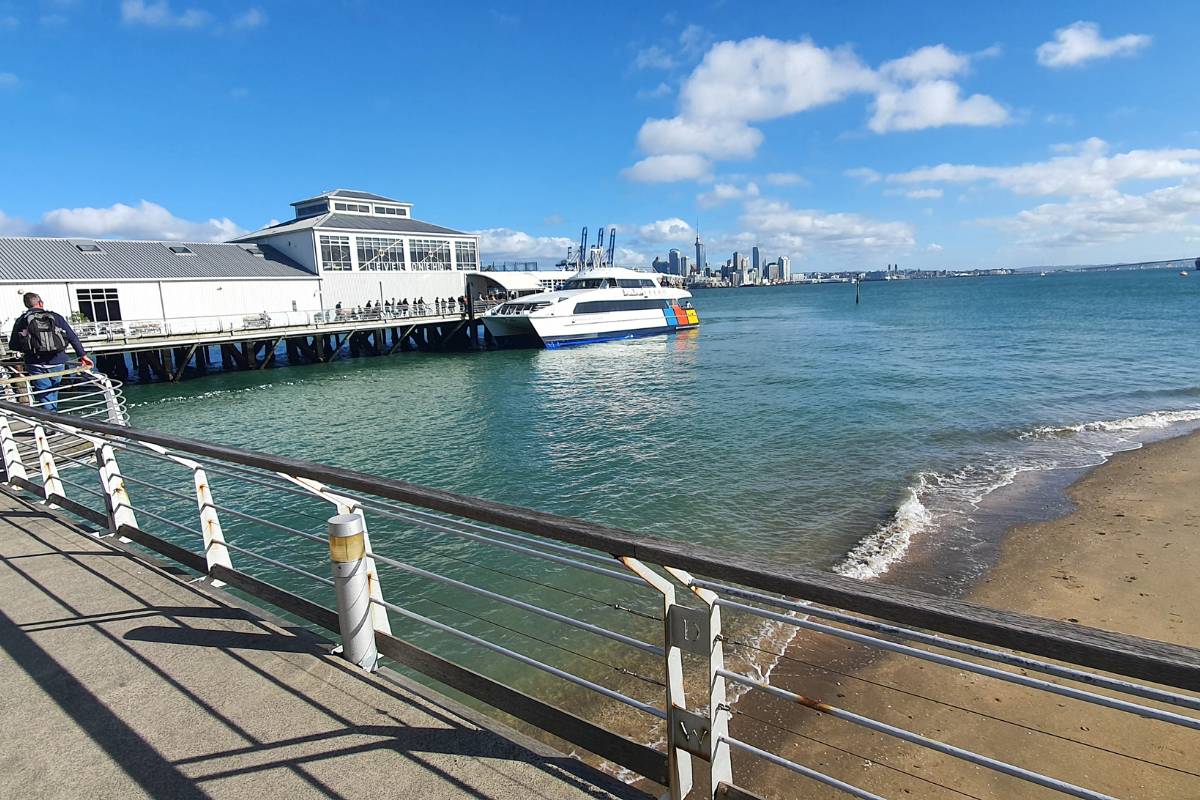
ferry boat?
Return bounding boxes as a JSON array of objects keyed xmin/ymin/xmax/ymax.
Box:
[{"xmin": 482, "ymin": 266, "xmax": 699, "ymax": 349}]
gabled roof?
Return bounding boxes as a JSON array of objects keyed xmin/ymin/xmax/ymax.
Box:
[
  {"xmin": 233, "ymin": 213, "xmax": 468, "ymax": 241},
  {"xmin": 0, "ymin": 238, "xmax": 315, "ymax": 282},
  {"xmin": 290, "ymin": 188, "xmax": 406, "ymax": 207}
]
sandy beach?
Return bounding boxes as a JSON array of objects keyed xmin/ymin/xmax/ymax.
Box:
[{"xmin": 733, "ymin": 430, "xmax": 1200, "ymax": 799}]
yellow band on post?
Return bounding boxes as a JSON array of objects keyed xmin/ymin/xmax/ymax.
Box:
[{"xmin": 329, "ymin": 531, "xmax": 366, "ymax": 563}]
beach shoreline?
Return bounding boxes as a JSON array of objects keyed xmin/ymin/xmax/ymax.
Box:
[{"xmin": 733, "ymin": 428, "xmax": 1200, "ymax": 799}]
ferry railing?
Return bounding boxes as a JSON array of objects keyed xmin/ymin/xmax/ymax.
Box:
[{"xmin": 0, "ymin": 399, "xmax": 1198, "ymax": 800}]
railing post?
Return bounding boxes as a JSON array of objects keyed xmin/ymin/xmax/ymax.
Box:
[
  {"xmin": 193, "ymin": 467, "xmax": 232, "ymax": 580},
  {"xmin": 92, "ymin": 371, "xmax": 127, "ymax": 425},
  {"xmin": 95, "ymin": 442, "xmax": 137, "ymax": 539},
  {"xmin": 33, "ymin": 424, "xmax": 65, "ymax": 504},
  {"xmin": 0, "ymin": 412, "xmax": 28, "ymax": 483},
  {"xmin": 279, "ymin": 474, "xmax": 392, "ymax": 636},
  {"xmin": 666, "ymin": 568, "xmax": 733, "ymax": 797},
  {"xmin": 621, "ymin": 556, "xmax": 694, "ymax": 800},
  {"xmin": 328, "ymin": 512, "xmax": 379, "ymax": 671}
]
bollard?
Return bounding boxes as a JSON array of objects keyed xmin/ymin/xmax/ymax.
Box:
[{"xmin": 328, "ymin": 512, "xmax": 379, "ymax": 671}]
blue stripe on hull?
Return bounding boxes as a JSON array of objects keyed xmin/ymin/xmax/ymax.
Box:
[{"xmin": 542, "ymin": 325, "xmax": 685, "ymax": 349}]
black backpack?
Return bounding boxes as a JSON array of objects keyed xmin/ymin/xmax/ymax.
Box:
[{"xmin": 20, "ymin": 310, "xmax": 68, "ymax": 355}]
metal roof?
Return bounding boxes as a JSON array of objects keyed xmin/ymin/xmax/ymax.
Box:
[
  {"xmin": 0, "ymin": 238, "xmax": 316, "ymax": 282},
  {"xmin": 234, "ymin": 213, "xmax": 469, "ymax": 241},
  {"xmin": 290, "ymin": 188, "xmax": 405, "ymax": 206}
]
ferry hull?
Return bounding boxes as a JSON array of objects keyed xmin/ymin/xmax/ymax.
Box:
[{"xmin": 483, "ymin": 312, "xmax": 697, "ymax": 349}]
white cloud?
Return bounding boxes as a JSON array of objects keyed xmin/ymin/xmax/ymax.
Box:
[
  {"xmin": 232, "ymin": 7, "xmax": 267, "ymax": 30},
  {"xmin": 870, "ymin": 79, "xmax": 1008, "ymax": 133},
  {"xmin": 991, "ymin": 179, "xmax": 1200, "ymax": 248},
  {"xmin": 38, "ymin": 200, "xmax": 242, "ymax": 241},
  {"xmin": 636, "ymin": 82, "xmax": 673, "ymax": 101},
  {"xmin": 635, "ymin": 45, "xmax": 675, "ymax": 71},
  {"xmin": 0, "ymin": 210, "xmax": 29, "ymax": 235},
  {"xmin": 1044, "ymin": 112, "xmax": 1075, "ymax": 126},
  {"xmin": 887, "ymin": 138, "xmax": 1200, "ymax": 197},
  {"xmin": 0, "ymin": 72, "xmax": 17, "ymax": 89},
  {"xmin": 740, "ymin": 198, "xmax": 915, "ymax": 254},
  {"xmin": 542, "ymin": 213, "xmax": 564, "ymax": 225},
  {"xmin": 765, "ymin": 172, "xmax": 808, "ymax": 186},
  {"xmin": 845, "ymin": 167, "xmax": 882, "ymax": 184},
  {"xmin": 637, "ymin": 218, "xmax": 694, "ymax": 242},
  {"xmin": 625, "ymin": 36, "xmax": 1008, "ymax": 180},
  {"xmin": 1037, "ymin": 21, "xmax": 1150, "ymax": 68},
  {"xmin": 474, "ymin": 228, "xmax": 574, "ymax": 262},
  {"xmin": 697, "ymin": 181, "xmax": 760, "ymax": 208},
  {"xmin": 880, "ymin": 44, "xmax": 968, "ymax": 82},
  {"xmin": 622, "ymin": 154, "xmax": 712, "ymax": 183},
  {"xmin": 678, "ymin": 24, "xmax": 712, "ymax": 56},
  {"xmin": 926, "ymin": 243, "xmax": 944, "ymax": 252},
  {"xmin": 120, "ymin": 0, "xmax": 210, "ymax": 28},
  {"xmin": 905, "ymin": 188, "xmax": 943, "ymax": 199},
  {"xmin": 637, "ymin": 116, "xmax": 763, "ymax": 159}
]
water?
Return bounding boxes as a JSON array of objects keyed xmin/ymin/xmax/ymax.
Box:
[{"xmin": 115, "ymin": 268, "xmax": 1200, "ymax": 748}]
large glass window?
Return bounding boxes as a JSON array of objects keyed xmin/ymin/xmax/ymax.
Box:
[
  {"xmin": 333, "ymin": 202, "xmax": 370, "ymax": 213},
  {"xmin": 320, "ymin": 234, "xmax": 353, "ymax": 270},
  {"xmin": 454, "ymin": 241, "xmax": 478, "ymax": 271},
  {"xmin": 356, "ymin": 236, "xmax": 406, "ymax": 271},
  {"xmin": 409, "ymin": 238, "xmax": 452, "ymax": 270},
  {"xmin": 76, "ymin": 288, "xmax": 121, "ymax": 322}
]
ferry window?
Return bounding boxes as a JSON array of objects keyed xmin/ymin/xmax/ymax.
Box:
[
  {"xmin": 76, "ymin": 287, "xmax": 121, "ymax": 323},
  {"xmin": 319, "ymin": 234, "xmax": 353, "ymax": 270},
  {"xmin": 562, "ymin": 278, "xmax": 609, "ymax": 289},
  {"xmin": 455, "ymin": 241, "xmax": 478, "ymax": 270},
  {"xmin": 618, "ymin": 279, "xmax": 654, "ymax": 288},
  {"xmin": 356, "ymin": 236, "xmax": 405, "ymax": 270},
  {"xmin": 409, "ymin": 238, "xmax": 451, "ymax": 270}
]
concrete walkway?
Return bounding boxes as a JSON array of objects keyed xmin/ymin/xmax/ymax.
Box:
[{"xmin": 0, "ymin": 490, "xmax": 644, "ymax": 800}]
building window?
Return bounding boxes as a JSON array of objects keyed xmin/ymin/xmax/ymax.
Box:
[
  {"xmin": 320, "ymin": 234, "xmax": 353, "ymax": 270},
  {"xmin": 356, "ymin": 236, "xmax": 406, "ymax": 271},
  {"xmin": 333, "ymin": 202, "xmax": 370, "ymax": 213},
  {"xmin": 454, "ymin": 241, "xmax": 478, "ymax": 271},
  {"xmin": 76, "ymin": 288, "xmax": 121, "ymax": 323},
  {"xmin": 409, "ymin": 238, "xmax": 451, "ymax": 270},
  {"xmin": 373, "ymin": 206, "xmax": 409, "ymax": 217},
  {"xmin": 295, "ymin": 203, "xmax": 327, "ymax": 218}
]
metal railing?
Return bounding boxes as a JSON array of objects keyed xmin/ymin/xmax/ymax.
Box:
[{"xmin": 1, "ymin": 385, "xmax": 1198, "ymax": 799}]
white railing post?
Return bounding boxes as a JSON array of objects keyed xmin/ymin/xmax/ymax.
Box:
[
  {"xmin": 279, "ymin": 474, "xmax": 392, "ymax": 636},
  {"xmin": 33, "ymin": 424, "xmax": 65, "ymax": 504},
  {"xmin": 92, "ymin": 371, "xmax": 127, "ymax": 425},
  {"xmin": 620, "ymin": 556, "xmax": 694, "ymax": 800},
  {"xmin": 666, "ymin": 568, "xmax": 733, "ymax": 797},
  {"xmin": 328, "ymin": 512, "xmax": 379, "ymax": 671},
  {"xmin": 95, "ymin": 442, "xmax": 137, "ymax": 539},
  {"xmin": 0, "ymin": 412, "xmax": 28, "ymax": 483},
  {"xmin": 193, "ymin": 467, "xmax": 232, "ymax": 580}
]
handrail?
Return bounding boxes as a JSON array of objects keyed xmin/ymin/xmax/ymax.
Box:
[{"xmin": 4, "ymin": 397, "xmax": 1199, "ymax": 693}]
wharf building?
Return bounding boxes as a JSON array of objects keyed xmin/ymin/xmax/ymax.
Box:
[{"xmin": 0, "ymin": 189, "xmax": 533, "ymax": 380}]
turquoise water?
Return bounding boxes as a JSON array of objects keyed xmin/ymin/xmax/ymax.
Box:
[{"xmin": 113, "ymin": 268, "xmax": 1200, "ymax": 729}]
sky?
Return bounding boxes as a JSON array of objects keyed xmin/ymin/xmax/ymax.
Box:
[{"xmin": 1, "ymin": 1, "xmax": 1198, "ymax": 270}]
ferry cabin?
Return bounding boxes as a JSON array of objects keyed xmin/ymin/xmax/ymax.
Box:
[{"xmin": 0, "ymin": 189, "xmax": 484, "ymax": 334}]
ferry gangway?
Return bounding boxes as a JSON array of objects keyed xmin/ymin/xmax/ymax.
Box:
[{"xmin": 1, "ymin": 373, "xmax": 1198, "ymax": 800}]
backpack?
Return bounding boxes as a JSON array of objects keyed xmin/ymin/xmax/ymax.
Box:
[{"xmin": 20, "ymin": 310, "xmax": 68, "ymax": 355}]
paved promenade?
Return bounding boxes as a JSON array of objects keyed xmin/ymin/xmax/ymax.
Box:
[{"xmin": 0, "ymin": 490, "xmax": 642, "ymax": 800}]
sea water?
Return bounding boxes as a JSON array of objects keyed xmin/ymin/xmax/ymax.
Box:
[{"xmin": 118, "ymin": 268, "xmax": 1200, "ymax": 737}]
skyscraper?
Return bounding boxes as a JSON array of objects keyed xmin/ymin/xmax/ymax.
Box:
[
  {"xmin": 680, "ymin": 254, "xmax": 689, "ymax": 276},
  {"xmin": 752, "ymin": 245, "xmax": 761, "ymax": 274},
  {"xmin": 694, "ymin": 232, "xmax": 706, "ymax": 275},
  {"xmin": 668, "ymin": 248, "xmax": 681, "ymax": 275},
  {"xmin": 779, "ymin": 255, "xmax": 791, "ymax": 282}
]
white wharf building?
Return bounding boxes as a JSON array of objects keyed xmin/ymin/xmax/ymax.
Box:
[{"xmin": 0, "ymin": 189, "xmax": 481, "ymax": 332}]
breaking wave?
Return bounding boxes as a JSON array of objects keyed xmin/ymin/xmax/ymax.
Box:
[{"xmin": 836, "ymin": 407, "xmax": 1200, "ymax": 581}]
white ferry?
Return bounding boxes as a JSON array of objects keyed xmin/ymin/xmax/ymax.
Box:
[{"xmin": 482, "ymin": 266, "xmax": 699, "ymax": 349}]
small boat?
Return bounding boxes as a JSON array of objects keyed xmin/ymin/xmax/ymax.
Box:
[
  {"xmin": 1040, "ymin": 271, "xmax": 1047, "ymax": 277},
  {"xmin": 1181, "ymin": 271, "xmax": 1190, "ymax": 277}
]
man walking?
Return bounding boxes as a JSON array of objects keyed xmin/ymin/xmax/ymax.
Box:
[{"xmin": 7, "ymin": 292, "xmax": 92, "ymax": 413}]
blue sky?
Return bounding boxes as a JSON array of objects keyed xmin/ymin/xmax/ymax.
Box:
[{"xmin": 1, "ymin": 1, "xmax": 1198, "ymax": 269}]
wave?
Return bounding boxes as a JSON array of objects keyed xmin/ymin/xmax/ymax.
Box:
[
  {"xmin": 836, "ymin": 407, "xmax": 1200, "ymax": 581},
  {"xmin": 128, "ymin": 381, "xmax": 301, "ymax": 408}
]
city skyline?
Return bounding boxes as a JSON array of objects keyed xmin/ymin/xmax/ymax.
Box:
[{"xmin": 1, "ymin": 3, "xmax": 1197, "ymax": 270}]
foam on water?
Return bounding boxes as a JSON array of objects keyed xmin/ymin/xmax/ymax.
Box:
[{"xmin": 835, "ymin": 407, "xmax": 1200, "ymax": 581}]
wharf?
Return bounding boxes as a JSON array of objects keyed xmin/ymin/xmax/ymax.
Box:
[{"xmin": 0, "ymin": 490, "xmax": 640, "ymax": 800}]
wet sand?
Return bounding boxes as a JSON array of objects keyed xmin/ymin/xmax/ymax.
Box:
[{"xmin": 734, "ymin": 430, "xmax": 1200, "ymax": 799}]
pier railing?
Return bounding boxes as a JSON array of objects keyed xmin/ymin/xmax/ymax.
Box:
[{"xmin": 1, "ymin": 390, "xmax": 1198, "ymax": 799}]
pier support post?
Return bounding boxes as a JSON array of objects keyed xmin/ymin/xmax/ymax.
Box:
[
  {"xmin": 95, "ymin": 442, "xmax": 137, "ymax": 539},
  {"xmin": 33, "ymin": 424, "xmax": 64, "ymax": 504},
  {"xmin": 0, "ymin": 413, "xmax": 28, "ymax": 483},
  {"xmin": 328, "ymin": 512, "xmax": 379, "ymax": 672}
]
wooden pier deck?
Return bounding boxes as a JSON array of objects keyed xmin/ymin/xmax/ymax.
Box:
[{"xmin": 0, "ymin": 490, "xmax": 642, "ymax": 800}]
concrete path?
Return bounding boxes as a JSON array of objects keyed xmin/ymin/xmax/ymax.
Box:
[{"xmin": 0, "ymin": 490, "xmax": 644, "ymax": 800}]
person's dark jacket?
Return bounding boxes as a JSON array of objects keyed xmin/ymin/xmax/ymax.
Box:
[{"xmin": 8, "ymin": 309, "xmax": 87, "ymax": 366}]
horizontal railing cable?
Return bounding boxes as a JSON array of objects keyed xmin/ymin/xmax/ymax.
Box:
[
  {"xmin": 716, "ymin": 597, "xmax": 1200, "ymax": 730},
  {"xmin": 719, "ymin": 669, "xmax": 1117, "ymax": 800},
  {"xmin": 221, "ymin": 541, "xmax": 335, "ymax": 587},
  {"xmin": 720, "ymin": 736, "xmax": 886, "ymax": 800},
  {"xmin": 700, "ymin": 579, "xmax": 1200, "ymax": 713},
  {"xmin": 370, "ymin": 595, "xmax": 666, "ymax": 720}
]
